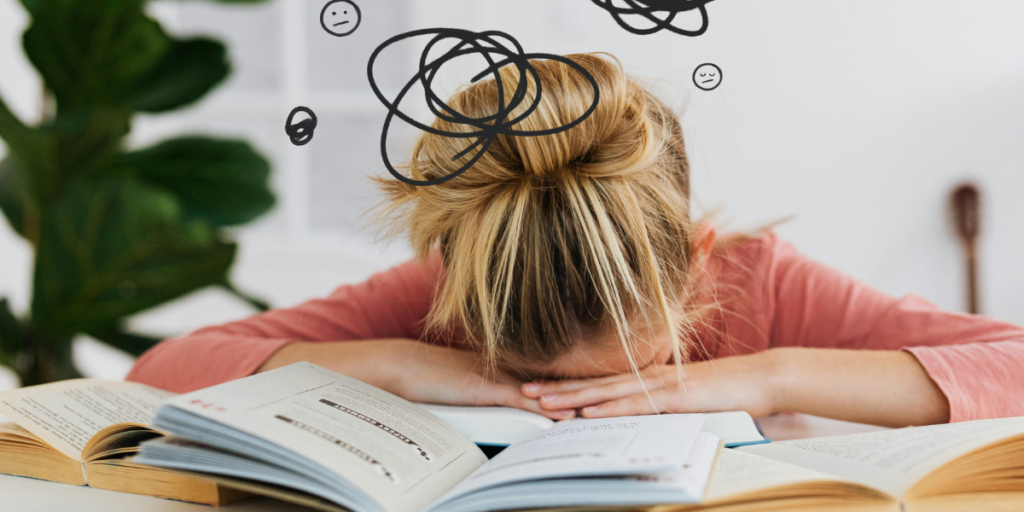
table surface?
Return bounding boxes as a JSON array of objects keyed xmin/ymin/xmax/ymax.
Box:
[{"xmin": 1, "ymin": 412, "xmax": 888, "ymax": 512}]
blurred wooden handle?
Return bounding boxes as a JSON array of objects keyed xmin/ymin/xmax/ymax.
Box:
[
  {"xmin": 951, "ymin": 184, "xmax": 981, "ymax": 314},
  {"xmin": 964, "ymin": 240, "xmax": 978, "ymax": 315}
]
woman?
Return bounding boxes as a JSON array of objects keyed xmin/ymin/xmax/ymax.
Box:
[{"xmin": 127, "ymin": 54, "xmax": 1024, "ymax": 427}]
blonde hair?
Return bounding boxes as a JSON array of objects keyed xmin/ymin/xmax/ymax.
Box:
[{"xmin": 377, "ymin": 53, "xmax": 707, "ymax": 384}]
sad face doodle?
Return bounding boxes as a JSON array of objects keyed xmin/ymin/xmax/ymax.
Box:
[
  {"xmin": 320, "ymin": 0, "xmax": 361, "ymax": 37},
  {"xmin": 693, "ymin": 63, "xmax": 722, "ymax": 91}
]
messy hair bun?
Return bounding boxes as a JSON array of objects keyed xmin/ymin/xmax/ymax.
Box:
[{"xmin": 376, "ymin": 53, "xmax": 697, "ymax": 377}]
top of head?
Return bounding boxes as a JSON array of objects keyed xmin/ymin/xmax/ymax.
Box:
[
  {"xmin": 376, "ymin": 53, "xmax": 697, "ymax": 374},
  {"xmin": 403, "ymin": 53, "xmax": 684, "ymax": 185}
]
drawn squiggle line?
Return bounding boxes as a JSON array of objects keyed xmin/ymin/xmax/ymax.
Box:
[
  {"xmin": 589, "ymin": 0, "xmax": 715, "ymax": 36},
  {"xmin": 367, "ymin": 28, "xmax": 600, "ymax": 187},
  {"xmin": 285, "ymin": 106, "xmax": 318, "ymax": 146}
]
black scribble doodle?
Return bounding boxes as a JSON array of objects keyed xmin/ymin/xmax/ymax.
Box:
[
  {"xmin": 285, "ymin": 106, "xmax": 318, "ymax": 146},
  {"xmin": 275, "ymin": 415, "xmax": 399, "ymax": 483},
  {"xmin": 590, "ymin": 0, "xmax": 715, "ymax": 36},
  {"xmin": 319, "ymin": 399, "xmax": 434, "ymax": 462},
  {"xmin": 692, "ymin": 63, "xmax": 722, "ymax": 91},
  {"xmin": 367, "ymin": 28, "xmax": 601, "ymax": 186},
  {"xmin": 320, "ymin": 0, "xmax": 361, "ymax": 37}
]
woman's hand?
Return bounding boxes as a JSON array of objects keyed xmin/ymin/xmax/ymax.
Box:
[
  {"xmin": 381, "ymin": 340, "xmax": 577, "ymax": 420},
  {"xmin": 261, "ymin": 339, "xmax": 576, "ymax": 420},
  {"xmin": 521, "ymin": 348, "xmax": 950, "ymax": 427},
  {"xmin": 521, "ymin": 351, "xmax": 779, "ymax": 419}
]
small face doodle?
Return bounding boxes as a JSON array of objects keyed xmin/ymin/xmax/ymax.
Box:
[
  {"xmin": 693, "ymin": 63, "xmax": 723, "ymax": 91},
  {"xmin": 320, "ymin": 0, "xmax": 361, "ymax": 37}
]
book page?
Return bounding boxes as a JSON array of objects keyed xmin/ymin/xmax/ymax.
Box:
[
  {"xmin": 626, "ymin": 431, "xmax": 721, "ymax": 499},
  {"xmin": 705, "ymin": 448, "xmax": 851, "ymax": 501},
  {"xmin": 414, "ymin": 403, "xmax": 555, "ymax": 427},
  {"xmin": 435, "ymin": 413, "xmax": 704, "ymax": 501},
  {"xmin": 425, "ymin": 432, "xmax": 722, "ymax": 512},
  {"xmin": 0, "ymin": 379, "xmax": 172, "ymax": 461},
  {"xmin": 701, "ymin": 411, "xmax": 766, "ymax": 446},
  {"xmin": 162, "ymin": 362, "xmax": 488, "ymax": 512},
  {"xmin": 0, "ymin": 421, "xmax": 35, "ymax": 439},
  {"xmin": 739, "ymin": 416, "xmax": 1024, "ymax": 497},
  {"xmin": 414, "ymin": 403, "xmax": 555, "ymax": 445},
  {"xmin": 416, "ymin": 404, "xmax": 765, "ymax": 448}
]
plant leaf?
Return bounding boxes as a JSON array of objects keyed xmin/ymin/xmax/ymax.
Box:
[
  {"xmin": 22, "ymin": 0, "xmax": 168, "ymax": 112},
  {"xmin": 108, "ymin": 137, "xmax": 275, "ymax": 227},
  {"xmin": 0, "ymin": 299, "xmax": 24, "ymax": 368},
  {"xmin": 0, "ymin": 94, "xmax": 49, "ymax": 168},
  {"xmin": 40, "ymin": 108, "xmax": 132, "ymax": 183},
  {"xmin": 22, "ymin": 2, "xmax": 234, "ymax": 115},
  {"xmin": 31, "ymin": 177, "xmax": 237, "ymax": 337},
  {"xmin": 85, "ymin": 324, "xmax": 162, "ymax": 357},
  {"xmin": 22, "ymin": 0, "xmax": 275, "ymax": 11},
  {"xmin": 0, "ymin": 158, "xmax": 38, "ymax": 241},
  {"xmin": 129, "ymin": 38, "xmax": 229, "ymax": 113},
  {"xmin": 16, "ymin": 0, "xmax": 44, "ymax": 16}
]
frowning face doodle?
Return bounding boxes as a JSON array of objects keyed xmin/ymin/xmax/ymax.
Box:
[
  {"xmin": 320, "ymin": 0, "xmax": 361, "ymax": 37},
  {"xmin": 693, "ymin": 63, "xmax": 722, "ymax": 91}
]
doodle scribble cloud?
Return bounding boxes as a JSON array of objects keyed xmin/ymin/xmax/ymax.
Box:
[
  {"xmin": 590, "ymin": 0, "xmax": 715, "ymax": 36},
  {"xmin": 367, "ymin": 28, "xmax": 601, "ymax": 186},
  {"xmin": 285, "ymin": 106, "xmax": 318, "ymax": 146}
]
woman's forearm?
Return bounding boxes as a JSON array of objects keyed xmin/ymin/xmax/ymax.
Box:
[
  {"xmin": 258, "ymin": 339, "xmax": 410, "ymax": 390},
  {"xmin": 768, "ymin": 347, "xmax": 951, "ymax": 427}
]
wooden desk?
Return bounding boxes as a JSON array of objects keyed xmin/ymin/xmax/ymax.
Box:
[
  {"xmin": 0, "ymin": 473, "xmax": 302, "ymax": 512},
  {"xmin": 0, "ymin": 413, "xmax": 886, "ymax": 511}
]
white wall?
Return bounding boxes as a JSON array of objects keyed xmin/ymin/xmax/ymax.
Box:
[
  {"xmin": 0, "ymin": 0, "xmax": 1022, "ymax": 385},
  {"xmin": 450, "ymin": 0, "xmax": 1024, "ymax": 324}
]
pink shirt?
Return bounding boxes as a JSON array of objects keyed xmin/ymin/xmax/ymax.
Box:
[{"xmin": 127, "ymin": 231, "xmax": 1024, "ymax": 423}]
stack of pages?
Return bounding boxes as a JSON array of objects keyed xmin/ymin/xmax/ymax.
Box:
[
  {"xmin": 5, "ymin": 361, "xmax": 1024, "ymax": 511},
  {"xmin": 0, "ymin": 379, "xmax": 245, "ymax": 504},
  {"xmin": 133, "ymin": 362, "xmax": 726, "ymax": 512},
  {"xmin": 126, "ymin": 362, "xmax": 1024, "ymax": 511},
  {"xmin": 415, "ymin": 402, "xmax": 767, "ymax": 448}
]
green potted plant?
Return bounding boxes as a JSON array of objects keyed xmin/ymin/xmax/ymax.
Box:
[{"xmin": 0, "ymin": 0, "xmax": 276, "ymax": 386}]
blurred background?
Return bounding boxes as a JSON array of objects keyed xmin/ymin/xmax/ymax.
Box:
[{"xmin": 0, "ymin": 0, "xmax": 1022, "ymax": 389}]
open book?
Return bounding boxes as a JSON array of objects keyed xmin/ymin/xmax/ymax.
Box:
[
  {"xmin": 671, "ymin": 416, "xmax": 1024, "ymax": 511},
  {"xmin": 0, "ymin": 379, "xmax": 245, "ymax": 505},
  {"xmin": 132, "ymin": 362, "xmax": 725, "ymax": 512},
  {"xmin": 414, "ymin": 403, "xmax": 767, "ymax": 448}
]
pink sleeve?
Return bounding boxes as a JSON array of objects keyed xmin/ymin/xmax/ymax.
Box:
[
  {"xmin": 126, "ymin": 253, "xmax": 444, "ymax": 393},
  {"xmin": 761, "ymin": 232, "xmax": 1024, "ymax": 422}
]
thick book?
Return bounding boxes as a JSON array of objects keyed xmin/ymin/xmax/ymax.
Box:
[
  {"xmin": 133, "ymin": 362, "xmax": 726, "ymax": 512},
  {"xmin": 682, "ymin": 416, "xmax": 1024, "ymax": 511},
  {"xmin": 414, "ymin": 403, "xmax": 768, "ymax": 448},
  {"xmin": 0, "ymin": 379, "xmax": 247, "ymax": 505}
]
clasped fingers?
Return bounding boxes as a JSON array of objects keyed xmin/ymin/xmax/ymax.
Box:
[
  {"xmin": 579, "ymin": 388, "xmax": 701, "ymax": 418},
  {"xmin": 528, "ymin": 376, "xmax": 676, "ymax": 411}
]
